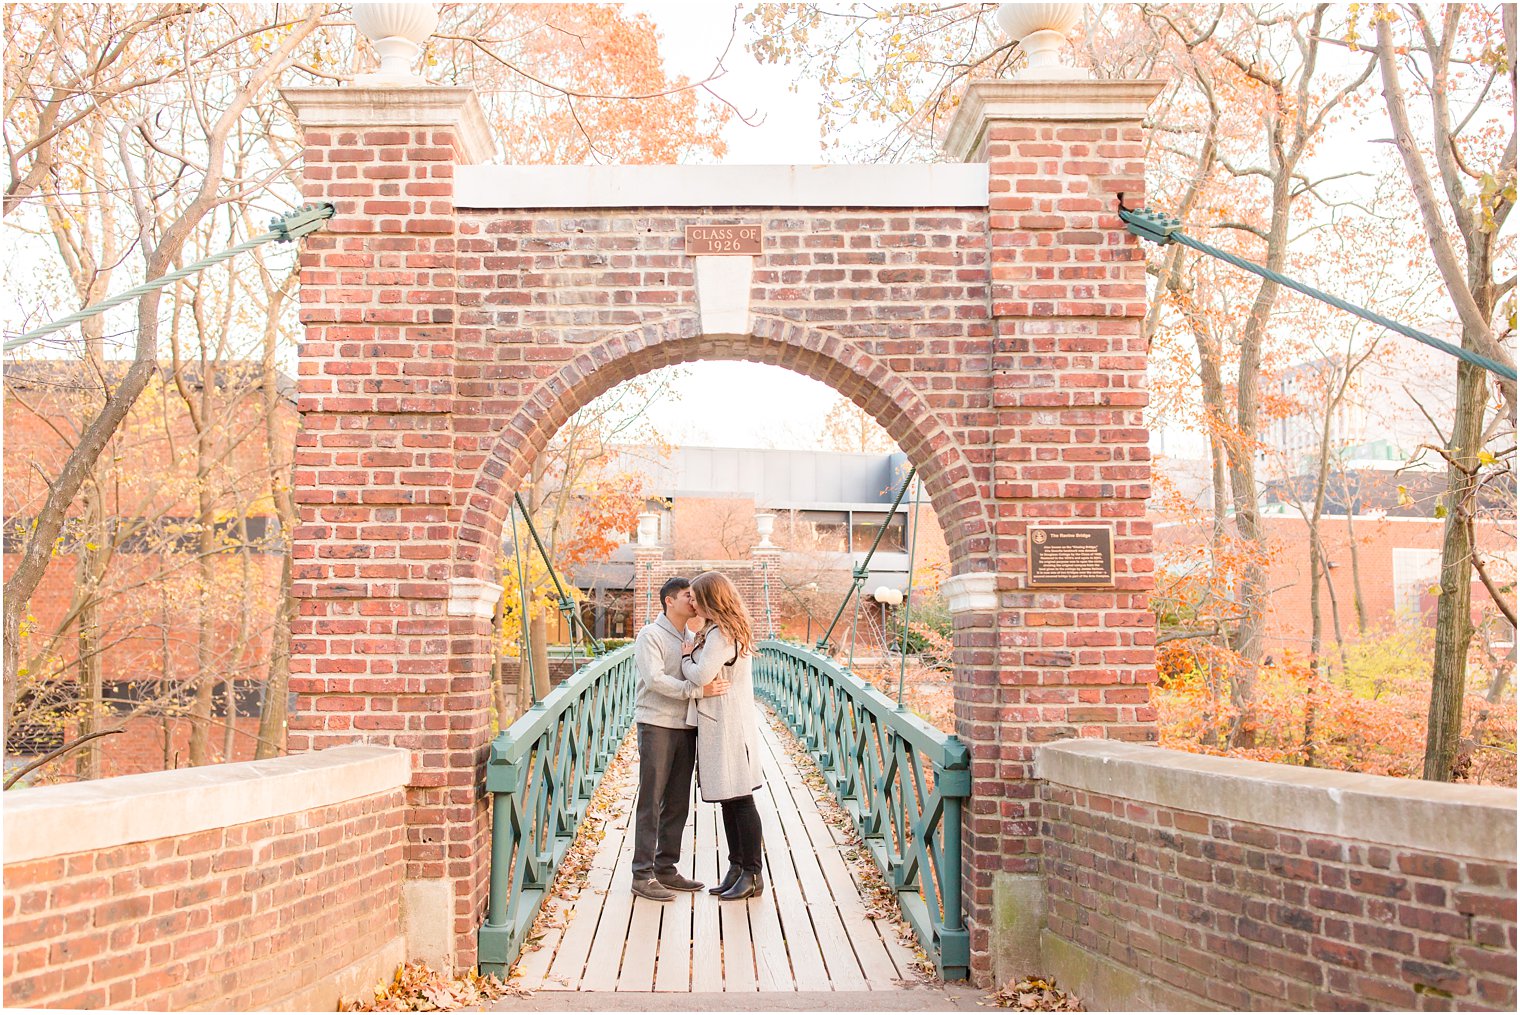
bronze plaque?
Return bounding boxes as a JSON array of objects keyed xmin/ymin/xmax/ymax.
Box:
[
  {"xmin": 685, "ymin": 223, "xmax": 763, "ymax": 255},
  {"xmin": 1027, "ymin": 524, "xmax": 1116, "ymax": 588}
]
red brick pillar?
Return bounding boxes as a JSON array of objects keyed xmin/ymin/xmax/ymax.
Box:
[
  {"xmin": 632, "ymin": 512, "xmax": 665, "ymax": 631},
  {"xmin": 945, "ymin": 76, "xmax": 1163, "ymax": 984},
  {"xmin": 751, "ymin": 544, "xmax": 783, "ymax": 640},
  {"xmin": 632, "ymin": 549, "xmax": 666, "ymax": 631},
  {"xmin": 281, "ymin": 86, "xmax": 495, "ymax": 971}
]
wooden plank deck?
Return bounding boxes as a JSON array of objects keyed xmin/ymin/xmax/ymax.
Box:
[{"xmin": 510, "ymin": 714, "xmax": 922, "ymax": 994}]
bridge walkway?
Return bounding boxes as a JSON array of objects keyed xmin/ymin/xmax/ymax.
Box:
[{"xmin": 507, "ymin": 715, "xmax": 923, "ymax": 995}]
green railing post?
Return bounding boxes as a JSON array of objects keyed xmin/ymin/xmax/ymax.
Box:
[
  {"xmin": 936, "ymin": 735, "xmax": 972, "ymax": 980},
  {"xmin": 480, "ymin": 743, "xmax": 522, "ymax": 973}
]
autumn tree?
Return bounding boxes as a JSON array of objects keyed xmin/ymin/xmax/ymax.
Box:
[
  {"xmin": 4, "ymin": 3, "xmax": 736, "ymax": 774},
  {"xmin": 1372, "ymin": 3, "xmax": 1516, "ymax": 780},
  {"xmin": 670, "ymin": 498, "xmax": 759, "ymax": 560},
  {"xmin": 504, "ymin": 372, "xmax": 681, "ymax": 712},
  {"xmin": 745, "ymin": 5, "xmax": 1516, "ymax": 758},
  {"xmin": 3, "ymin": 5, "xmax": 323, "ymax": 769},
  {"xmin": 821, "ymin": 394, "xmax": 896, "ymax": 454}
]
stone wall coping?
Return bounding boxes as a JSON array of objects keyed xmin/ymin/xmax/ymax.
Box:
[
  {"xmin": 281, "ymin": 85, "xmax": 494, "ymax": 164},
  {"xmin": 1037, "ymin": 739, "xmax": 1517, "ymax": 863},
  {"xmin": 455, "ymin": 163, "xmax": 990, "ymax": 209},
  {"xmin": 3, "ymin": 744, "xmax": 411, "ymax": 864},
  {"xmin": 944, "ymin": 78, "xmax": 1167, "ymax": 162}
]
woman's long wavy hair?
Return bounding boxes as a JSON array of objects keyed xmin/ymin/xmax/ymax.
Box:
[{"xmin": 690, "ymin": 571, "xmax": 756, "ymax": 658}]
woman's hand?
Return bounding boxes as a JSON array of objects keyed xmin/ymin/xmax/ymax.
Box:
[{"xmin": 704, "ymin": 675, "xmax": 731, "ymax": 698}]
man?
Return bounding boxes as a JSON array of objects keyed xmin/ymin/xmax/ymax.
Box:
[{"xmin": 630, "ymin": 577, "xmax": 728, "ymax": 901}]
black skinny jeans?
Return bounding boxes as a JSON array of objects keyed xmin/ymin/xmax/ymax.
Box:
[{"xmin": 719, "ymin": 794, "xmax": 764, "ymax": 875}]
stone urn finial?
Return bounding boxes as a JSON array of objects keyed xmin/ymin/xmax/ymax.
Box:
[
  {"xmin": 352, "ymin": 2, "xmax": 438, "ymax": 84},
  {"xmin": 636, "ymin": 512, "xmax": 662, "ymax": 548},
  {"xmin": 996, "ymin": 2, "xmax": 1087, "ymax": 79},
  {"xmin": 754, "ymin": 512, "xmax": 777, "ymax": 548}
]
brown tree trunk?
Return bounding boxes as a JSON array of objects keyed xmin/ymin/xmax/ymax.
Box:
[
  {"xmin": 257, "ymin": 550, "xmax": 294, "ymax": 759},
  {"xmin": 255, "ymin": 271, "xmax": 296, "ymax": 760},
  {"xmin": 226, "ymin": 513, "xmax": 251, "ymax": 762},
  {"xmin": 530, "ymin": 614, "xmax": 551, "ymax": 699},
  {"xmin": 76, "ymin": 478, "xmax": 105, "ymax": 780},
  {"xmin": 1424, "ymin": 350, "xmax": 1487, "ymax": 780},
  {"xmin": 1343, "ymin": 487, "xmax": 1368, "ymax": 635},
  {"xmin": 188, "ymin": 421, "xmax": 216, "ymax": 766}
]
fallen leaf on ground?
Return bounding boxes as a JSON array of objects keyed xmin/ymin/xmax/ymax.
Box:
[{"xmin": 988, "ymin": 975, "xmax": 1086, "ymax": 1011}]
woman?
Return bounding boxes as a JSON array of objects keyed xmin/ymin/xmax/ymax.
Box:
[{"xmin": 681, "ymin": 570, "xmax": 766, "ymax": 901}]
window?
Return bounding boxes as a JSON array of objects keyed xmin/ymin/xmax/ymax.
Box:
[
  {"xmin": 850, "ymin": 513, "xmax": 907, "ymax": 554},
  {"xmin": 1392, "ymin": 547, "xmax": 1443, "ymax": 615}
]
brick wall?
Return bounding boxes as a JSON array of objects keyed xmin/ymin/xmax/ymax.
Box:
[
  {"xmin": 1035, "ymin": 740, "xmax": 1518, "ymax": 1010},
  {"xmin": 628, "ymin": 555, "xmax": 778, "ymax": 633},
  {"xmin": 1155, "ymin": 515, "xmax": 1514, "ymax": 655},
  {"xmin": 2, "ymin": 744, "xmax": 409, "ymax": 1011}
]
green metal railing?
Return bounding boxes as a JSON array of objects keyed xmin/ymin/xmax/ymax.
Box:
[
  {"xmin": 754, "ymin": 639, "xmax": 971, "ymax": 980},
  {"xmin": 478, "ymin": 643, "xmax": 637, "ymax": 976}
]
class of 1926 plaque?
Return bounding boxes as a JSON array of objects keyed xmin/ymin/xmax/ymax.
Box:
[
  {"xmin": 685, "ymin": 224, "xmax": 763, "ymax": 255},
  {"xmin": 1027, "ymin": 524, "xmax": 1116, "ymax": 588}
]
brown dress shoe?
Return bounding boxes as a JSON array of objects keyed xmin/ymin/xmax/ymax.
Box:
[{"xmin": 631, "ymin": 877, "xmax": 676, "ymax": 901}]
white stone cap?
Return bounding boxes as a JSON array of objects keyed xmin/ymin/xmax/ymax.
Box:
[
  {"xmin": 455, "ymin": 163, "xmax": 990, "ymax": 209},
  {"xmin": 281, "ymin": 85, "xmax": 495, "ymax": 165},
  {"xmin": 448, "ymin": 576, "xmax": 504, "ymax": 619},
  {"xmin": 1037, "ymin": 738, "xmax": 1518, "ymax": 863},
  {"xmin": 942, "ymin": 571, "xmax": 998, "ymax": 614},
  {"xmin": 3, "ymin": 744, "xmax": 411, "ymax": 864},
  {"xmin": 943, "ymin": 78, "xmax": 1167, "ymax": 162}
]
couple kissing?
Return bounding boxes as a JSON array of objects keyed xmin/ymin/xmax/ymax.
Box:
[{"xmin": 629, "ymin": 571, "xmax": 765, "ymax": 903}]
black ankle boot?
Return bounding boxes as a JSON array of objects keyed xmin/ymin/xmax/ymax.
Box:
[
  {"xmin": 709, "ymin": 865, "xmax": 742, "ymax": 896},
  {"xmin": 719, "ymin": 870, "xmax": 761, "ymax": 901}
]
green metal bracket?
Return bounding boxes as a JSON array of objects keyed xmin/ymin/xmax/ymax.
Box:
[
  {"xmin": 1117, "ymin": 204, "xmax": 1180, "ymax": 246},
  {"xmin": 270, "ymin": 202, "xmax": 336, "ymax": 242}
]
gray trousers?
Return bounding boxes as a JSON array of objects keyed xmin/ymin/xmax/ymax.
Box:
[{"xmin": 632, "ymin": 723, "xmax": 697, "ymax": 880}]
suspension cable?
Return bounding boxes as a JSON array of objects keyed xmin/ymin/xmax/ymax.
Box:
[
  {"xmin": 4, "ymin": 204, "xmax": 335, "ymax": 353},
  {"xmin": 895, "ymin": 476, "xmax": 924, "ymax": 709},
  {"xmin": 512, "ymin": 492, "xmax": 604, "ymax": 655},
  {"xmin": 816, "ymin": 464, "xmax": 917, "ymax": 654},
  {"xmin": 760, "ymin": 555, "xmax": 774, "ymax": 638},
  {"xmin": 508, "ymin": 502, "xmax": 540, "ymax": 705},
  {"xmin": 642, "ymin": 559, "xmax": 653, "ymax": 628},
  {"xmin": 1117, "ymin": 200, "xmax": 1516, "ymax": 383}
]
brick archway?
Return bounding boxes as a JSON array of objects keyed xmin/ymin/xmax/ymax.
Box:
[
  {"xmin": 283, "ymin": 75, "xmax": 1162, "ymax": 982},
  {"xmin": 453, "ymin": 312, "xmax": 990, "ymax": 578}
]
